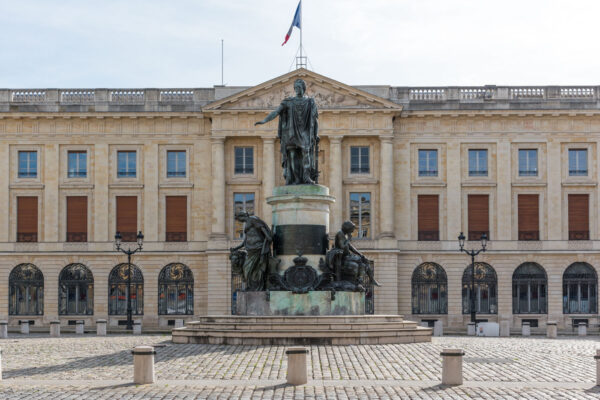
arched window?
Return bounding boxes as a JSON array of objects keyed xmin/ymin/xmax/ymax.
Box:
[
  {"xmin": 563, "ymin": 262, "xmax": 597, "ymax": 314},
  {"xmin": 58, "ymin": 263, "xmax": 93, "ymax": 315},
  {"xmin": 411, "ymin": 263, "xmax": 447, "ymax": 314},
  {"xmin": 158, "ymin": 263, "xmax": 193, "ymax": 315},
  {"xmin": 513, "ymin": 262, "xmax": 547, "ymax": 314},
  {"xmin": 9, "ymin": 264, "xmax": 43, "ymax": 315},
  {"xmin": 108, "ymin": 263, "xmax": 144, "ymax": 316},
  {"xmin": 462, "ymin": 263, "xmax": 497, "ymax": 314}
]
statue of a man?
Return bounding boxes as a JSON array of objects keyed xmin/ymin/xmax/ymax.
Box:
[
  {"xmin": 331, "ymin": 221, "xmax": 380, "ymax": 288},
  {"xmin": 255, "ymin": 78, "xmax": 319, "ymax": 185},
  {"xmin": 230, "ymin": 212, "xmax": 273, "ymax": 291}
]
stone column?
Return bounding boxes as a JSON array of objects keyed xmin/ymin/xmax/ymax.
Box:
[
  {"xmin": 143, "ymin": 143, "xmax": 159, "ymax": 241},
  {"xmin": 446, "ymin": 142, "xmax": 461, "ymax": 240},
  {"xmin": 94, "ymin": 144, "xmax": 110, "ymax": 241},
  {"xmin": 547, "ymin": 141, "xmax": 561, "ymax": 240},
  {"xmin": 262, "ymin": 137, "xmax": 276, "ymax": 226},
  {"xmin": 379, "ymin": 136, "xmax": 394, "ymax": 238},
  {"xmin": 328, "ymin": 136, "xmax": 343, "ymax": 233},
  {"xmin": 210, "ymin": 137, "xmax": 226, "ymax": 238},
  {"xmin": 44, "ymin": 144, "xmax": 59, "ymax": 242}
]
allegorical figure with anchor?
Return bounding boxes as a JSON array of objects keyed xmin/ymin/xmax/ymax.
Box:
[{"xmin": 255, "ymin": 78, "xmax": 319, "ymax": 185}]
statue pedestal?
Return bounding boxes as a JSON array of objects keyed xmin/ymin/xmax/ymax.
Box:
[
  {"xmin": 235, "ymin": 291, "xmax": 364, "ymax": 316},
  {"xmin": 267, "ymin": 185, "xmax": 334, "ymax": 273}
]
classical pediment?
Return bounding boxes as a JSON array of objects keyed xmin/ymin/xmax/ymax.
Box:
[{"xmin": 204, "ymin": 68, "xmax": 401, "ymax": 112}]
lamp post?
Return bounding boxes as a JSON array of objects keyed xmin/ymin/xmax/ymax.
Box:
[
  {"xmin": 114, "ymin": 231, "xmax": 144, "ymax": 330},
  {"xmin": 458, "ymin": 232, "xmax": 487, "ymax": 324}
]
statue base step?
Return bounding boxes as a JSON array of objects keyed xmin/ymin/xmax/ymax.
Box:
[
  {"xmin": 172, "ymin": 315, "xmax": 432, "ymax": 345},
  {"xmin": 234, "ymin": 291, "xmax": 364, "ymax": 316}
]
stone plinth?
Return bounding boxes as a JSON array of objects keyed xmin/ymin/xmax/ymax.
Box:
[
  {"xmin": 96, "ymin": 319, "xmax": 106, "ymax": 336},
  {"xmin": 267, "ymin": 185, "xmax": 334, "ymax": 272},
  {"xmin": 132, "ymin": 346, "xmax": 156, "ymax": 384},
  {"xmin": 50, "ymin": 321, "xmax": 60, "ymax": 337},
  {"xmin": 235, "ymin": 291, "xmax": 364, "ymax": 316}
]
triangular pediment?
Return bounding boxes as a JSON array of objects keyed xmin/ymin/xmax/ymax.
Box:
[{"xmin": 204, "ymin": 69, "xmax": 401, "ymax": 112}]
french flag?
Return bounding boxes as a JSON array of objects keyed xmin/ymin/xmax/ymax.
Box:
[{"xmin": 282, "ymin": 1, "xmax": 301, "ymax": 46}]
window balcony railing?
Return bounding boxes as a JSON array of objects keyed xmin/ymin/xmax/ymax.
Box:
[
  {"xmin": 117, "ymin": 171, "xmax": 136, "ymax": 178},
  {"xmin": 569, "ymin": 170, "xmax": 588, "ymax": 176},
  {"xmin": 166, "ymin": 232, "xmax": 187, "ymax": 242},
  {"xmin": 68, "ymin": 171, "xmax": 87, "ymax": 178},
  {"xmin": 418, "ymin": 231, "xmax": 439, "ymax": 241},
  {"xmin": 18, "ymin": 172, "xmax": 37, "ymax": 178},
  {"xmin": 468, "ymin": 231, "xmax": 489, "ymax": 241},
  {"xmin": 518, "ymin": 231, "xmax": 540, "ymax": 241},
  {"xmin": 66, "ymin": 232, "xmax": 88, "ymax": 242},
  {"xmin": 468, "ymin": 170, "xmax": 488, "ymax": 177},
  {"xmin": 167, "ymin": 171, "xmax": 186, "ymax": 178},
  {"xmin": 569, "ymin": 231, "xmax": 590, "ymax": 240},
  {"xmin": 17, "ymin": 233, "xmax": 38, "ymax": 242},
  {"xmin": 418, "ymin": 170, "xmax": 438, "ymax": 177},
  {"xmin": 518, "ymin": 170, "xmax": 538, "ymax": 176}
]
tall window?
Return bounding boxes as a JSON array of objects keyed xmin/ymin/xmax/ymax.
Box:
[
  {"xmin": 166, "ymin": 196, "xmax": 187, "ymax": 242},
  {"xmin": 350, "ymin": 192, "xmax": 371, "ymax": 238},
  {"xmin": 234, "ymin": 147, "xmax": 253, "ymax": 174},
  {"xmin": 18, "ymin": 151, "xmax": 37, "ymax": 178},
  {"xmin": 569, "ymin": 149, "xmax": 588, "ymax": 176},
  {"xmin": 58, "ymin": 263, "xmax": 94, "ymax": 315},
  {"xmin": 9, "ymin": 264, "xmax": 43, "ymax": 316},
  {"xmin": 418, "ymin": 150, "xmax": 438, "ymax": 177},
  {"xmin": 418, "ymin": 195, "xmax": 439, "ymax": 241},
  {"xmin": 568, "ymin": 194, "xmax": 589, "ymax": 240},
  {"xmin": 234, "ymin": 193, "xmax": 255, "ymax": 238},
  {"xmin": 468, "ymin": 194, "xmax": 489, "ymax": 241},
  {"xmin": 108, "ymin": 263, "xmax": 144, "ymax": 316},
  {"xmin": 563, "ymin": 262, "xmax": 597, "ymax": 314},
  {"xmin": 512, "ymin": 262, "xmax": 547, "ymax": 314},
  {"xmin": 17, "ymin": 196, "xmax": 38, "ymax": 242},
  {"xmin": 66, "ymin": 196, "xmax": 87, "ymax": 242},
  {"xmin": 117, "ymin": 151, "xmax": 136, "ymax": 178},
  {"xmin": 411, "ymin": 263, "xmax": 447, "ymax": 314},
  {"xmin": 518, "ymin": 194, "xmax": 539, "ymax": 240},
  {"xmin": 468, "ymin": 149, "xmax": 488, "ymax": 176},
  {"xmin": 116, "ymin": 196, "xmax": 137, "ymax": 242},
  {"xmin": 158, "ymin": 263, "xmax": 193, "ymax": 315},
  {"xmin": 167, "ymin": 150, "xmax": 186, "ymax": 177},
  {"xmin": 350, "ymin": 146, "xmax": 370, "ymax": 174},
  {"xmin": 518, "ymin": 149, "xmax": 538, "ymax": 176},
  {"xmin": 67, "ymin": 151, "xmax": 87, "ymax": 178},
  {"xmin": 462, "ymin": 263, "xmax": 497, "ymax": 314}
]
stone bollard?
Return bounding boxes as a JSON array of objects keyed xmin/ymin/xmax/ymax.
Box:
[
  {"xmin": 433, "ymin": 320, "xmax": 443, "ymax": 337},
  {"xmin": 133, "ymin": 321, "xmax": 142, "ymax": 335},
  {"xmin": 546, "ymin": 321, "xmax": 557, "ymax": 339},
  {"xmin": 579, "ymin": 322, "xmax": 587, "ymax": 337},
  {"xmin": 50, "ymin": 321, "xmax": 60, "ymax": 337},
  {"xmin": 0, "ymin": 348, "xmax": 3, "ymax": 380},
  {"xmin": 0, "ymin": 321, "xmax": 7, "ymax": 339},
  {"xmin": 132, "ymin": 346, "xmax": 156, "ymax": 384},
  {"xmin": 595, "ymin": 349, "xmax": 600, "ymax": 385},
  {"xmin": 467, "ymin": 322, "xmax": 476, "ymax": 336},
  {"xmin": 522, "ymin": 322, "xmax": 530, "ymax": 336},
  {"xmin": 175, "ymin": 319, "xmax": 184, "ymax": 328},
  {"xmin": 20, "ymin": 321, "xmax": 29, "ymax": 335},
  {"xmin": 286, "ymin": 347, "xmax": 309, "ymax": 385},
  {"xmin": 96, "ymin": 319, "xmax": 107, "ymax": 336},
  {"xmin": 500, "ymin": 320, "xmax": 510, "ymax": 337},
  {"xmin": 441, "ymin": 349, "xmax": 465, "ymax": 385},
  {"xmin": 75, "ymin": 320, "xmax": 84, "ymax": 335}
]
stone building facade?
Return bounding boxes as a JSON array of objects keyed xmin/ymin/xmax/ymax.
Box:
[{"xmin": 2, "ymin": 69, "xmax": 600, "ymax": 331}]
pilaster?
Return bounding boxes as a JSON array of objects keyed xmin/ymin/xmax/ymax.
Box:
[
  {"xmin": 210, "ymin": 137, "xmax": 226, "ymax": 239},
  {"xmin": 379, "ymin": 135, "xmax": 395, "ymax": 238},
  {"xmin": 328, "ymin": 136, "xmax": 343, "ymax": 233},
  {"xmin": 43, "ymin": 144, "xmax": 59, "ymax": 242},
  {"xmin": 262, "ymin": 137, "xmax": 275, "ymax": 226}
]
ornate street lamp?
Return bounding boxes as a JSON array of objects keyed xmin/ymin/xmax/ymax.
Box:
[
  {"xmin": 114, "ymin": 231, "xmax": 144, "ymax": 330},
  {"xmin": 458, "ymin": 232, "xmax": 487, "ymax": 324}
]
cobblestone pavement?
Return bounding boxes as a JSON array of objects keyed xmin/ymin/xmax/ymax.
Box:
[{"xmin": 0, "ymin": 334, "xmax": 599, "ymax": 398}]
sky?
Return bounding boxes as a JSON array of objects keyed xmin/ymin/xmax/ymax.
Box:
[{"xmin": 1, "ymin": 0, "xmax": 599, "ymax": 88}]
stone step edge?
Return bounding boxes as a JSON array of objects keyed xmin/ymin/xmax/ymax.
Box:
[
  {"xmin": 200, "ymin": 315, "xmax": 404, "ymax": 318},
  {"xmin": 183, "ymin": 324, "xmax": 418, "ymax": 330},
  {"xmin": 172, "ymin": 328, "xmax": 432, "ymax": 338}
]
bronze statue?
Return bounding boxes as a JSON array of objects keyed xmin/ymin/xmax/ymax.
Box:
[
  {"xmin": 229, "ymin": 212, "xmax": 274, "ymax": 291},
  {"xmin": 255, "ymin": 78, "xmax": 319, "ymax": 185},
  {"xmin": 325, "ymin": 221, "xmax": 380, "ymax": 290}
]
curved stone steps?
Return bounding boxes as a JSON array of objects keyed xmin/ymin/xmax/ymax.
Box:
[{"xmin": 171, "ymin": 315, "xmax": 431, "ymax": 345}]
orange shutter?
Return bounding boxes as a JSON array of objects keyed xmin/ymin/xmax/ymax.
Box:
[
  {"xmin": 116, "ymin": 196, "xmax": 137, "ymax": 242},
  {"xmin": 166, "ymin": 196, "xmax": 187, "ymax": 242},
  {"xmin": 568, "ymin": 194, "xmax": 589, "ymax": 240},
  {"xmin": 418, "ymin": 195, "xmax": 439, "ymax": 241},
  {"xmin": 17, "ymin": 196, "xmax": 38, "ymax": 242},
  {"xmin": 468, "ymin": 195, "xmax": 489, "ymax": 240},
  {"xmin": 67, "ymin": 196, "xmax": 87, "ymax": 242},
  {"xmin": 518, "ymin": 194, "xmax": 539, "ymax": 240}
]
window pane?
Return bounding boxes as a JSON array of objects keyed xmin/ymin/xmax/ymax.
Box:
[{"xmin": 234, "ymin": 147, "xmax": 253, "ymax": 174}]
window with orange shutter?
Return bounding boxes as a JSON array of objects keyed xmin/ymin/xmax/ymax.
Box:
[
  {"xmin": 468, "ymin": 195, "xmax": 489, "ymax": 240},
  {"xmin": 518, "ymin": 194, "xmax": 539, "ymax": 240},
  {"xmin": 568, "ymin": 194, "xmax": 589, "ymax": 240},
  {"xmin": 116, "ymin": 196, "xmax": 137, "ymax": 242},
  {"xmin": 67, "ymin": 196, "xmax": 87, "ymax": 242},
  {"xmin": 17, "ymin": 196, "xmax": 37, "ymax": 242},
  {"xmin": 418, "ymin": 195, "xmax": 439, "ymax": 241},
  {"xmin": 166, "ymin": 196, "xmax": 187, "ymax": 242}
]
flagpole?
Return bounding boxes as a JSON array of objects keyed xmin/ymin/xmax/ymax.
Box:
[{"xmin": 299, "ymin": 0, "xmax": 303, "ymax": 63}]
